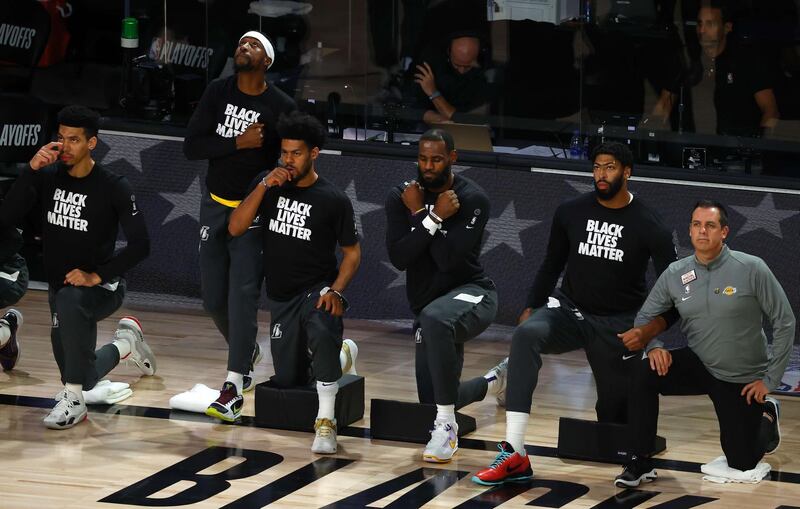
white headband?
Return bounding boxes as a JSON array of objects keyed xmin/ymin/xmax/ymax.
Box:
[{"xmin": 239, "ymin": 31, "xmax": 275, "ymax": 69}]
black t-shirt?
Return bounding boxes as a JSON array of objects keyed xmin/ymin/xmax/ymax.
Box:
[
  {"xmin": 0, "ymin": 163, "xmax": 150, "ymax": 289},
  {"xmin": 254, "ymin": 175, "xmax": 359, "ymax": 300},
  {"xmin": 669, "ymin": 42, "xmax": 772, "ymax": 137},
  {"xmin": 526, "ymin": 192, "xmax": 676, "ymax": 315},
  {"xmin": 385, "ymin": 174, "xmax": 491, "ymax": 314},
  {"xmin": 712, "ymin": 44, "xmax": 772, "ymax": 137},
  {"xmin": 407, "ymin": 48, "xmax": 493, "ymax": 116},
  {"xmin": 183, "ymin": 76, "xmax": 297, "ymax": 201}
]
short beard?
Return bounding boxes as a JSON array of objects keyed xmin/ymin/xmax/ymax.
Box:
[
  {"xmin": 594, "ymin": 176, "xmax": 624, "ymax": 201},
  {"xmin": 285, "ymin": 161, "xmax": 312, "ymax": 187},
  {"xmin": 234, "ymin": 62, "xmax": 258, "ymax": 73},
  {"xmin": 418, "ymin": 164, "xmax": 452, "ymax": 190},
  {"xmin": 234, "ymin": 56, "xmax": 258, "ymax": 73}
]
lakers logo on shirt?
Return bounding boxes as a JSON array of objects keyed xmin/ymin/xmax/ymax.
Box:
[{"xmin": 722, "ymin": 286, "xmax": 737, "ymax": 296}]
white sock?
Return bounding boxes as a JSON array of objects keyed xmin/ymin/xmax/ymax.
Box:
[
  {"xmin": 435, "ymin": 404, "xmax": 456, "ymax": 424},
  {"xmin": 316, "ymin": 380, "xmax": 339, "ymax": 420},
  {"xmin": 0, "ymin": 323, "xmax": 9, "ymax": 347},
  {"xmin": 226, "ymin": 371, "xmax": 244, "ymax": 394},
  {"xmin": 65, "ymin": 383, "xmax": 85, "ymax": 404},
  {"xmin": 506, "ymin": 411, "xmax": 529, "ymax": 456},
  {"xmin": 112, "ymin": 335, "xmax": 131, "ymax": 360}
]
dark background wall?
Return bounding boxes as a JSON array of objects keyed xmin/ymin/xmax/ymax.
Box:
[{"xmin": 90, "ymin": 132, "xmax": 799, "ymax": 346}]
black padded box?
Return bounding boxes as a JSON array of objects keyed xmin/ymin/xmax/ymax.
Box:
[
  {"xmin": 370, "ymin": 398, "xmax": 476, "ymax": 443},
  {"xmin": 557, "ymin": 417, "xmax": 666, "ymax": 464},
  {"xmin": 254, "ymin": 374, "xmax": 364, "ymax": 432}
]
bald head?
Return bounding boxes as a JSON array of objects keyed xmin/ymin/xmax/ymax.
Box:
[{"xmin": 449, "ymin": 36, "xmax": 480, "ymax": 74}]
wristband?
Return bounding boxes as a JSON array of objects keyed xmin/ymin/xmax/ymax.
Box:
[
  {"xmin": 320, "ymin": 286, "xmax": 350, "ymax": 311},
  {"xmin": 261, "ymin": 176, "xmax": 270, "ymax": 188},
  {"xmin": 428, "ymin": 210, "xmax": 444, "ymax": 223},
  {"xmin": 428, "ymin": 90, "xmax": 441, "ymax": 101},
  {"xmin": 421, "ymin": 214, "xmax": 440, "ymax": 235},
  {"xmin": 330, "ymin": 289, "xmax": 350, "ymax": 311}
]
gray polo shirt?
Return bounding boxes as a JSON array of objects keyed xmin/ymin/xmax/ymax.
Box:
[{"xmin": 637, "ymin": 245, "xmax": 795, "ymax": 390}]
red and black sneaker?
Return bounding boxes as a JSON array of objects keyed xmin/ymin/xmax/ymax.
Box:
[
  {"xmin": 0, "ymin": 309, "xmax": 22, "ymax": 371},
  {"xmin": 472, "ymin": 441, "xmax": 534, "ymax": 486},
  {"xmin": 205, "ymin": 381, "xmax": 243, "ymax": 422}
]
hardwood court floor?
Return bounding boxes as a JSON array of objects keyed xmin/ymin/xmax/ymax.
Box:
[{"xmin": 1, "ymin": 290, "xmax": 798, "ymax": 508}]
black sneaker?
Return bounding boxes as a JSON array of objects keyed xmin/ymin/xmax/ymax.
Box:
[
  {"xmin": 205, "ymin": 381, "xmax": 243, "ymax": 422},
  {"xmin": 614, "ymin": 456, "xmax": 656, "ymax": 487},
  {"xmin": 0, "ymin": 309, "xmax": 22, "ymax": 371},
  {"xmin": 243, "ymin": 343, "xmax": 262, "ymax": 393},
  {"xmin": 764, "ymin": 396, "xmax": 781, "ymax": 455}
]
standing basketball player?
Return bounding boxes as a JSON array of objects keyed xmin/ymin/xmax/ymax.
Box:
[
  {"xmin": 227, "ymin": 111, "xmax": 360, "ymax": 453},
  {"xmin": 614, "ymin": 200, "xmax": 794, "ymax": 487},
  {"xmin": 0, "ymin": 105, "xmax": 156, "ymax": 429},
  {"xmin": 385, "ymin": 128, "xmax": 506, "ymax": 463},
  {"xmin": 0, "ymin": 224, "xmax": 27, "ymax": 371},
  {"xmin": 473, "ymin": 142, "xmax": 677, "ymax": 485},
  {"xmin": 183, "ymin": 31, "xmax": 296, "ymax": 410}
]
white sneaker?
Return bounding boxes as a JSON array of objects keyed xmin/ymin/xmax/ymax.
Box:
[
  {"xmin": 486, "ymin": 357, "xmax": 508, "ymax": 407},
  {"xmin": 341, "ymin": 338, "xmax": 358, "ymax": 375},
  {"xmin": 117, "ymin": 316, "xmax": 156, "ymax": 376},
  {"xmin": 44, "ymin": 390, "xmax": 87, "ymax": 430},
  {"xmin": 423, "ymin": 420, "xmax": 459, "ymax": 463},
  {"xmin": 312, "ymin": 418, "xmax": 338, "ymax": 454}
]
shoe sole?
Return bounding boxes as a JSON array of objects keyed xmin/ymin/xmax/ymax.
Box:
[
  {"xmin": 205, "ymin": 406, "xmax": 240, "ymax": 423},
  {"xmin": 342, "ymin": 339, "xmax": 357, "ymax": 375},
  {"xmin": 471, "ymin": 473, "xmax": 534, "ymax": 486},
  {"xmin": 0, "ymin": 309, "xmax": 22, "ymax": 371},
  {"xmin": 0, "ymin": 338, "xmax": 20, "ymax": 372},
  {"xmin": 311, "ymin": 444, "xmax": 337, "ymax": 454},
  {"xmin": 764, "ymin": 398, "xmax": 781, "ymax": 455},
  {"xmin": 423, "ymin": 449, "xmax": 458, "ymax": 463},
  {"xmin": 44, "ymin": 409, "xmax": 88, "ymax": 430},
  {"xmin": 119, "ymin": 316, "xmax": 157, "ymax": 376},
  {"xmin": 614, "ymin": 470, "xmax": 657, "ymax": 488}
]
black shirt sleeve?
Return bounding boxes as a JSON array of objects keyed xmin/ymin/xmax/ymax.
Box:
[
  {"xmin": 183, "ymin": 80, "xmax": 238, "ymax": 161},
  {"xmin": 429, "ymin": 190, "xmax": 490, "ymax": 272},
  {"xmin": 336, "ymin": 193, "xmax": 359, "ymax": 247},
  {"xmin": 647, "ymin": 213, "xmax": 680, "ymax": 328},
  {"xmin": 95, "ymin": 176, "xmax": 150, "ymax": 282},
  {"xmin": 526, "ymin": 205, "xmax": 569, "ymax": 309},
  {"xmin": 384, "ymin": 187, "xmax": 435, "ymax": 271},
  {"xmin": 0, "ymin": 225, "xmax": 22, "ymax": 264},
  {"xmin": 0, "ymin": 167, "xmax": 40, "ymax": 230}
]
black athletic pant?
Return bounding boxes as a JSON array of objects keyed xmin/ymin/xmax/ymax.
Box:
[
  {"xmin": 266, "ymin": 283, "xmax": 343, "ymax": 388},
  {"xmin": 0, "ymin": 253, "xmax": 28, "ymax": 307},
  {"xmin": 199, "ymin": 194, "xmax": 262, "ymax": 375},
  {"xmin": 414, "ymin": 282, "xmax": 498, "ymax": 408},
  {"xmin": 505, "ymin": 294, "xmax": 637, "ymax": 423},
  {"xmin": 48, "ymin": 280, "xmax": 125, "ymax": 390},
  {"xmin": 629, "ymin": 347, "xmax": 769, "ymax": 471}
]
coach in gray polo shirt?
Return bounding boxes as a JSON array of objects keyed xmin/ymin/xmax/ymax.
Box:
[{"xmin": 613, "ymin": 199, "xmax": 795, "ymax": 487}]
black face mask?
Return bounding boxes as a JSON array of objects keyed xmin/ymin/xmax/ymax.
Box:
[{"xmin": 418, "ymin": 163, "xmax": 452, "ymax": 190}]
